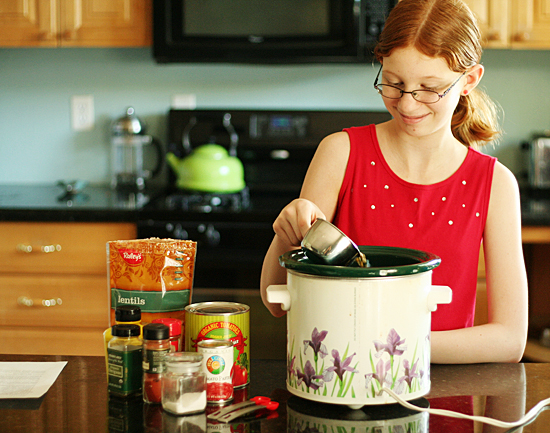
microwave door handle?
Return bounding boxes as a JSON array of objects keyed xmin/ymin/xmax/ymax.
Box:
[{"xmin": 223, "ymin": 113, "xmax": 239, "ymax": 157}]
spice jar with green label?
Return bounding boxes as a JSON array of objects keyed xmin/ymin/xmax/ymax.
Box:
[
  {"xmin": 142, "ymin": 323, "xmax": 171, "ymax": 404},
  {"xmin": 107, "ymin": 324, "xmax": 143, "ymax": 398}
]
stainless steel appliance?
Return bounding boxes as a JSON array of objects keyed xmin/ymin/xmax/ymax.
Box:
[
  {"xmin": 153, "ymin": 0, "xmax": 397, "ymax": 64},
  {"xmin": 526, "ymin": 135, "xmax": 550, "ymax": 189}
]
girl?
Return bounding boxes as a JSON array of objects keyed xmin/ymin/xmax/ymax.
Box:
[{"xmin": 260, "ymin": 0, "xmax": 528, "ymax": 364}]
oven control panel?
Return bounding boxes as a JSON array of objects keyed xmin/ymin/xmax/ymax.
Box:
[{"xmin": 249, "ymin": 114, "xmax": 309, "ymax": 139}]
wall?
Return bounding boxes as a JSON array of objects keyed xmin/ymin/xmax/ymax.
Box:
[{"xmin": 1, "ymin": 47, "xmax": 549, "ymax": 186}]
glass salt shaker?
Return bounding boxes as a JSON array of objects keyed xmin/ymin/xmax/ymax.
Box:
[{"xmin": 161, "ymin": 352, "xmax": 207, "ymax": 415}]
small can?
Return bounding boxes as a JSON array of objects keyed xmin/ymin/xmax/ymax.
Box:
[
  {"xmin": 198, "ymin": 339, "xmax": 234, "ymax": 404},
  {"xmin": 185, "ymin": 302, "xmax": 250, "ymax": 388}
]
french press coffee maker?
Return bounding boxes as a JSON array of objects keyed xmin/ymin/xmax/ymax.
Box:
[{"xmin": 110, "ymin": 107, "xmax": 163, "ymax": 192}]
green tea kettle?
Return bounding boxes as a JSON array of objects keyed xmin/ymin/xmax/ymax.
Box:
[{"xmin": 166, "ymin": 113, "xmax": 246, "ymax": 193}]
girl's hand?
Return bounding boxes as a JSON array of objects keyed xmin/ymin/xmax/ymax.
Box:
[{"xmin": 272, "ymin": 198, "xmax": 326, "ymax": 246}]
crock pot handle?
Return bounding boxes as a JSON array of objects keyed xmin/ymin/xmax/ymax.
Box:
[
  {"xmin": 427, "ymin": 285, "xmax": 453, "ymax": 312},
  {"xmin": 266, "ymin": 285, "xmax": 291, "ymax": 311}
]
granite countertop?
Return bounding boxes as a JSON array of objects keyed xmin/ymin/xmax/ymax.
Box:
[
  {"xmin": 0, "ymin": 184, "xmax": 142, "ymax": 222},
  {"xmin": 2, "ymin": 355, "xmax": 550, "ymax": 432},
  {"xmin": 1, "ymin": 183, "xmax": 549, "ymax": 226}
]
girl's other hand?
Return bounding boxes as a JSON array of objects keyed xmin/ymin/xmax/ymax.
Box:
[{"xmin": 272, "ymin": 198, "xmax": 326, "ymax": 246}]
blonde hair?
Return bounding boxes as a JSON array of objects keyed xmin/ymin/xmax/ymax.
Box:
[{"xmin": 374, "ymin": 0, "xmax": 501, "ymax": 148}]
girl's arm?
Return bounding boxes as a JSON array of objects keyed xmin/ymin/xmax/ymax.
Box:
[
  {"xmin": 260, "ymin": 131, "xmax": 351, "ymax": 316},
  {"xmin": 431, "ymin": 161, "xmax": 528, "ymax": 363}
]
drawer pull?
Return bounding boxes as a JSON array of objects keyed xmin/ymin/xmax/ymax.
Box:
[
  {"xmin": 17, "ymin": 296, "xmax": 63, "ymax": 307},
  {"xmin": 16, "ymin": 244, "xmax": 62, "ymax": 253}
]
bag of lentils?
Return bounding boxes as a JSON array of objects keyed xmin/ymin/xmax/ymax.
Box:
[{"xmin": 108, "ymin": 238, "xmax": 197, "ymax": 326}]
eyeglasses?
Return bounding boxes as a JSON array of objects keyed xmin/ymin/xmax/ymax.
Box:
[{"xmin": 373, "ymin": 64, "xmax": 466, "ymax": 104}]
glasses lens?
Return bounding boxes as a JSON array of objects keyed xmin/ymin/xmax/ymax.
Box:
[
  {"xmin": 412, "ymin": 90, "xmax": 440, "ymax": 103},
  {"xmin": 376, "ymin": 85, "xmax": 402, "ymax": 99}
]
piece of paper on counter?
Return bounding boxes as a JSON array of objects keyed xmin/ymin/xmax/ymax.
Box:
[{"xmin": 0, "ymin": 362, "xmax": 67, "ymax": 399}]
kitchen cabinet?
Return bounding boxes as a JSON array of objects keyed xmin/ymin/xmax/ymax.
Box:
[
  {"xmin": 0, "ymin": 0, "xmax": 151, "ymax": 47},
  {"xmin": 475, "ymin": 228, "xmax": 550, "ymax": 362},
  {"xmin": 466, "ymin": 0, "xmax": 550, "ymax": 49},
  {"xmin": 522, "ymin": 227, "xmax": 550, "ymax": 362},
  {"xmin": 0, "ymin": 221, "xmax": 136, "ymax": 356}
]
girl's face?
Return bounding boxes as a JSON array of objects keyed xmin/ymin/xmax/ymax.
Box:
[{"xmin": 379, "ymin": 47, "xmax": 466, "ymax": 139}]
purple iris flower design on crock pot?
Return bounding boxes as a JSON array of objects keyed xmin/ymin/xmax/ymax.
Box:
[
  {"xmin": 303, "ymin": 327, "xmax": 328, "ymax": 360},
  {"xmin": 365, "ymin": 358, "xmax": 392, "ymax": 389},
  {"xmin": 400, "ymin": 358, "xmax": 420, "ymax": 390},
  {"xmin": 324, "ymin": 349, "xmax": 359, "ymax": 382},
  {"xmin": 287, "ymin": 355, "xmax": 296, "ymax": 381},
  {"xmin": 295, "ymin": 360, "xmax": 324, "ymax": 391},
  {"xmin": 373, "ymin": 328, "xmax": 407, "ymax": 358}
]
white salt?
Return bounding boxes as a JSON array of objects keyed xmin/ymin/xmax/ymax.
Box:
[{"xmin": 163, "ymin": 391, "xmax": 207, "ymax": 415}]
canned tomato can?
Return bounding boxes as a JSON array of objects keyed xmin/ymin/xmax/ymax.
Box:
[
  {"xmin": 185, "ymin": 302, "xmax": 250, "ymax": 388},
  {"xmin": 198, "ymin": 339, "xmax": 234, "ymax": 404}
]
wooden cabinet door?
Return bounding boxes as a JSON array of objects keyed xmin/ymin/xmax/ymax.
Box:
[
  {"xmin": 0, "ymin": 0, "xmax": 57, "ymax": 47},
  {"xmin": 464, "ymin": 0, "xmax": 509, "ymax": 48},
  {"xmin": 0, "ymin": 0, "xmax": 151, "ymax": 47},
  {"xmin": 0, "ymin": 222, "xmax": 136, "ymax": 275},
  {"xmin": 0, "ymin": 274, "xmax": 109, "ymax": 328},
  {"xmin": 59, "ymin": 0, "xmax": 152, "ymax": 47},
  {"xmin": 510, "ymin": 0, "xmax": 550, "ymax": 48}
]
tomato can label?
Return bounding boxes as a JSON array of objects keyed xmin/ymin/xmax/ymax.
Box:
[
  {"xmin": 198, "ymin": 339, "xmax": 234, "ymax": 404},
  {"xmin": 185, "ymin": 302, "xmax": 250, "ymax": 388}
]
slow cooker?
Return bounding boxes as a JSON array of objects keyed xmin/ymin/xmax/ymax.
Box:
[{"xmin": 267, "ymin": 245, "xmax": 452, "ymax": 409}]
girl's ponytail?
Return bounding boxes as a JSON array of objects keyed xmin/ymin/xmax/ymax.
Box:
[{"xmin": 452, "ymin": 87, "xmax": 502, "ymax": 149}]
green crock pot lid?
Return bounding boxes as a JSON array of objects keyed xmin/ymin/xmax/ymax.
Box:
[{"xmin": 279, "ymin": 245, "xmax": 441, "ymax": 278}]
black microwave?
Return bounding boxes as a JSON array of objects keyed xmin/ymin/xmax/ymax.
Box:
[{"xmin": 153, "ymin": 0, "xmax": 397, "ymax": 64}]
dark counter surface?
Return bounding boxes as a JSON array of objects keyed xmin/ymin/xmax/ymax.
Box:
[
  {"xmin": 1, "ymin": 183, "xmax": 550, "ymax": 226},
  {"xmin": 2, "ymin": 354, "xmax": 550, "ymax": 432},
  {"xmin": 0, "ymin": 184, "xmax": 285, "ymax": 223},
  {"xmin": 0, "ymin": 184, "xmax": 141, "ymax": 222}
]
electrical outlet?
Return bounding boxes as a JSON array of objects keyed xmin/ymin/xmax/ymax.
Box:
[
  {"xmin": 171, "ymin": 94, "xmax": 197, "ymax": 109},
  {"xmin": 71, "ymin": 95, "xmax": 94, "ymax": 131}
]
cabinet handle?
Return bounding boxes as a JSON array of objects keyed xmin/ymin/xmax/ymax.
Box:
[
  {"xmin": 514, "ymin": 32, "xmax": 531, "ymax": 42},
  {"xmin": 487, "ymin": 31, "xmax": 501, "ymax": 41},
  {"xmin": 17, "ymin": 297, "xmax": 63, "ymax": 307},
  {"xmin": 16, "ymin": 244, "xmax": 62, "ymax": 253},
  {"xmin": 38, "ymin": 31, "xmax": 55, "ymax": 41},
  {"xmin": 63, "ymin": 29, "xmax": 78, "ymax": 41}
]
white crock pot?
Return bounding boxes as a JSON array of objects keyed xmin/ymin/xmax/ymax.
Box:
[{"xmin": 267, "ymin": 246, "xmax": 452, "ymax": 409}]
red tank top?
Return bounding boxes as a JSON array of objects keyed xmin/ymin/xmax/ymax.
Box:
[{"xmin": 333, "ymin": 125, "xmax": 496, "ymax": 331}]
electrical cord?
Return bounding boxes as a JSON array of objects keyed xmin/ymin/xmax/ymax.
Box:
[{"xmin": 380, "ymin": 387, "xmax": 550, "ymax": 428}]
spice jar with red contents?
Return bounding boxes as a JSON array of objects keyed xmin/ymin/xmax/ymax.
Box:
[
  {"xmin": 142, "ymin": 323, "xmax": 171, "ymax": 404},
  {"xmin": 151, "ymin": 318, "xmax": 182, "ymax": 352}
]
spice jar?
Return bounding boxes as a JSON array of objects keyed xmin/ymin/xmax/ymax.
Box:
[
  {"xmin": 108, "ymin": 324, "xmax": 143, "ymax": 398},
  {"xmin": 161, "ymin": 352, "xmax": 206, "ymax": 415},
  {"xmin": 104, "ymin": 306, "xmax": 143, "ymax": 373},
  {"xmin": 142, "ymin": 323, "xmax": 171, "ymax": 404},
  {"xmin": 152, "ymin": 318, "xmax": 182, "ymax": 352}
]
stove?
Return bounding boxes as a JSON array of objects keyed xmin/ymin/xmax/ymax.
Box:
[
  {"xmin": 164, "ymin": 188, "xmax": 250, "ymax": 213},
  {"xmin": 139, "ymin": 109, "xmax": 392, "ymax": 290}
]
